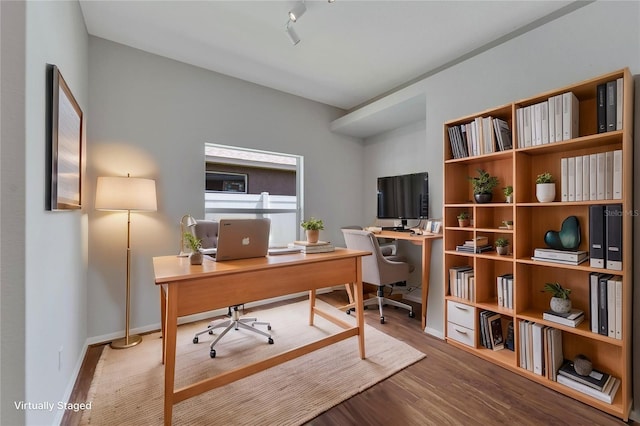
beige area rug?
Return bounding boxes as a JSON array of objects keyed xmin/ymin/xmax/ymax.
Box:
[{"xmin": 81, "ymin": 299, "xmax": 426, "ymax": 425}]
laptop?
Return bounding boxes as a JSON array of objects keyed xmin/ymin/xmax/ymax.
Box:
[{"xmin": 204, "ymin": 218, "xmax": 271, "ymax": 261}]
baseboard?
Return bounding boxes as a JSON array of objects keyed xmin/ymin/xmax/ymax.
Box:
[
  {"xmin": 53, "ymin": 342, "xmax": 89, "ymax": 425},
  {"xmin": 86, "ymin": 288, "xmax": 333, "ymax": 346}
]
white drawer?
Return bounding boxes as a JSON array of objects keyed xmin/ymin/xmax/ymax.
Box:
[
  {"xmin": 447, "ymin": 322, "xmax": 475, "ymax": 347},
  {"xmin": 447, "ymin": 300, "xmax": 475, "ymax": 329}
]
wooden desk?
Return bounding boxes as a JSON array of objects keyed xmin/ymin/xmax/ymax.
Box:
[
  {"xmin": 152, "ymin": 248, "xmax": 368, "ymax": 425},
  {"xmin": 377, "ymin": 231, "xmax": 442, "ymax": 330}
]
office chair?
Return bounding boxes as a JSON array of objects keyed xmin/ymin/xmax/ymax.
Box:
[
  {"xmin": 342, "ymin": 228, "xmax": 416, "ymax": 324},
  {"xmin": 191, "ymin": 220, "xmax": 273, "ymax": 358}
]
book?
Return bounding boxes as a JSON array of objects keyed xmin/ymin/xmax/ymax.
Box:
[
  {"xmin": 547, "ymin": 96, "xmax": 556, "ymax": 143},
  {"xmin": 505, "ymin": 321, "xmax": 514, "ymax": 351},
  {"xmin": 492, "ymin": 117, "xmax": 512, "ymax": 150},
  {"xmin": 589, "ymin": 272, "xmax": 603, "ymax": 333},
  {"xmin": 605, "ymin": 151, "xmax": 613, "ymax": 200},
  {"xmin": 487, "ymin": 313, "xmax": 504, "ymax": 351},
  {"xmin": 557, "ymin": 374, "xmax": 620, "ymax": 404},
  {"xmin": 560, "ymin": 157, "xmax": 568, "ymax": 202},
  {"xmin": 582, "ymin": 154, "xmax": 590, "ymax": 201},
  {"xmin": 562, "ymin": 91, "xmax": 579, "ymax": 140},
  {"xmin": 523, "ymin": 105, "xmax": 532, "ymax": 147},
  {"xmin": 605, "ymin": 204, "xmax": 622, "ymax": 270},
  {"xmin": 596, "ymin": 83, "xmax": 607, "ymax": 133},
  {"xmin": 606, "ymin": 80, "xmax": 616, "ymax": 132},
  {"xmin": 558, "ymin": 360, "xmax": 611, "ymax": 391},
  {"xmin": 589, "ymin": 153, "xmax": 598, "ymax": 200},
  {"xmin": 589, "ymin": 205, "xmax": 605, "ymax": 268},
  {"xmin": 540, "ymin": 101, "xmax": 549, "ymax": 144},
  {"xmin": 613, "ymin": 150, "xmax": 622, "ymax": 199},
  {"xmin": 554, "ymin": 94, "xmax": 563, "ymax": 142},
  {"xmin": 598, "ymin": 274, "xmax": 613, "ymax": 336},
  {"xmin": 448, "ymin": 265, "xmax": 472, "ymax": 298},
  {"xmin": 532, "ymin": 323, "xmax": 545, "ymax": 375},
  {"xmin": 568, "ymin": 156, "xmax": 575, "ymax": 201},
  {"xmin": 533, "ymin": 248, "xmax": 587, "ymax": 263},
  {"xmin": 293, "ymin": 240, "xmax": 331, "ymax": 246},
  {"xmin": 464, "ymin": 236, "xmax": 488, "ymax": 247},
  {"xmin": 596, "ymin": 152, "xmax": 605, "ymax": 200},
  {"xmin": 543, "ymin": 309, "xmax": 584, "ymax": 327},
  {"xmin": 456, "ymin": 244, "xmax": 493, "ymax": 254},
  {"xmin": 607, "ymin": 276, "xmax": 616, "ymax": 338},
  {"xmin": 549, "ymin": 328, "xmax": 563, "ymax": 380},
  {"xmin": 616, "ymin": 77, "xmax": 623, "ymax": 130},
  {"xmin": 575, "ymin": 155, "xmax": 583, "ymax": 201},
  {"xmin": 290, "ymin": 241, "xmax": 335, "ymax": 253},
  {"xmin": 531, "ymin": 256, "xmax": 588, "ymax": 266},
  {"xmin": 614, "ymin": 276, "xmax": 622, "ymax": 340}
]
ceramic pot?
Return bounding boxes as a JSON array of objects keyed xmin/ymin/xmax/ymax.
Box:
[
  {"xmin": 505, "ymin": 195, "xmax": 513, "ymax": 203},
  {"xmin": 474, "ymin": 193, "xmax": 492, "ymax": 203},
  {"xmin": 458, "ymin": 219, "xmax": 470, "ymax": 228},
  {"xmin": 550, "ymin": 297, "xmax": 571, "ymax": 314},
  {"xmin": 536, "ymin": 183, "xmax": 556, "ymax": 203},
  {"xmin": 306, "ymin": 229, "xmax": 319, "ymax": 243},
  {"xmin": 190, "ymin": 252, "xmax": 203, "ymax": 265},
  {"xmin": 496, "ymin": 245, "xmax": 509, "ymax": 255}
]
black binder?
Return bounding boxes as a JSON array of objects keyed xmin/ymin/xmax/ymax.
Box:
[
  {"xmin": 589, "ymin": 205, "xmax": 605, "ymax": 268},
  {"xmin": 605, "ymin": 204, "xmax": 622, "ymax": 270},
  {"xmin": 606, "ymin": 81, "xmax": 617, "ymax": 132},
  {"xmin": 598, "ymin": 274, "xmax": 613, "ymax": 336},
  {"xmin": 597, "ymin": 83, "xmax": 607, "ymax": 133}
]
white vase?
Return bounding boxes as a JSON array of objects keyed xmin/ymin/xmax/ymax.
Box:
[
  {"xmin": 536, "ymin": 183, "xmax": 556, "ymax": 203},
  {"xmin": 550, "ymin": 297, "xmax": 571, "ymax": 314}
]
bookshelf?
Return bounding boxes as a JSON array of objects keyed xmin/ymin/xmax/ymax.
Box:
[{"xmin": 443, "ymin": 69, "xmax": 633, "ymax": 420}]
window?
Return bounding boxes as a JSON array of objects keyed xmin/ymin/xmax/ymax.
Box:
[{"xmin": 204, "ymin": 144, "xmax": 303, "ymax": 246}]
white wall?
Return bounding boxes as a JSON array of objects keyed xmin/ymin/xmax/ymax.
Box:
[
  {"xmin": 361, "ymin": 0, "xmax": 639, "ymax": 418},
  {"xmin": 85, "ymin": 37, "xmax": 364, "ymax": 340},
  {"xmin": 24, "ymin": 2, "xmax": 89, "ymax": 425}
]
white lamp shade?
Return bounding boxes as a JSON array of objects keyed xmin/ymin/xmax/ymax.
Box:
[{"xmin": 95, "ymin": 176, "xmax": 157, "ymax": 211}]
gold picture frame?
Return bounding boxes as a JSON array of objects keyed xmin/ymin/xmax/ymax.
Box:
[{"xmin": 47, "ymin": 64, "xmax": 83, "ymax": 210}]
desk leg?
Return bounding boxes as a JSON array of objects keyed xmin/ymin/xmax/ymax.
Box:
[
  {"xmin": 160, "ymin": 286, "xmax": 166, "ymax": 364},
  {"xmin": 354, "ymin": 259, "xmax": 365, "ymax": 359},
  {"xmin": 421, "ymin": 240, "xmax": 433, "ymax": 331},
  {"xmin": 163, "ymin": 284, "xmax": 178, "ymax": 426},
  {"xmin": 309, "ymin": 289, "xmax": 316, "ymax": 325}
]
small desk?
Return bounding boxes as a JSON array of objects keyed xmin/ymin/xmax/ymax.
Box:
[
  {"xmin": 377, "ymin": 231, "xmax": 442, "ymax": 330},
  {"xmin": 152, "ymin": 248, "xmax": 368, "ymax": 426}
]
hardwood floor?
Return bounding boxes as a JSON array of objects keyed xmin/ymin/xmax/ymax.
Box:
[{"xmin": 63, "ymin": 290, "xmax": 633, "ymax": 426}]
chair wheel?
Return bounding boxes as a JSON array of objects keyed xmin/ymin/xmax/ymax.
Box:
[
  {"xmin": 268, "ymin": 338, "xmax": 274, "ymax": 344},
  {"xmin": 267, "ymin": 325, "xmax": 272, "ymax": 330},
  {"xmin": 210, "ymin": 349, "xmax": 216, "ymax": 358},
  {"xmin": 380, "ymin": 316, "xmax": 385, "ymax": 324},
  {"xmin": 208, "ymin": 330, "xmax": 213, "ymax": 335},
  {"xmin": 193, "ymin": 336, "xmax": 199, "ymax": 344},
  {"xmin": 409, "ymin": 311, "xmax": 416, "ymax": 318}
]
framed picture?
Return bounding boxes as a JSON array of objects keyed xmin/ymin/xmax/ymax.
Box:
[
  {"xmin": 425, "ymin": 219, "xmax": 442, "ymax": 234},
  {"xmin": 47, "ymin": 64, "xmax": 83, "ymax": 210}
]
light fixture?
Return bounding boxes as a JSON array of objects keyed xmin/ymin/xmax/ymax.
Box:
[
  {"xmin": 286, "ymin": 21, "xmax": 300, "ymax": 45},
  {"xmin": 288, "ymin": 1, "xmax": 306, "ymax": 22},
  {"xmin": 179, "ymin": 214, "xmax": 198, "ymax": 256},
  {"xmin": 95, "ymin": 174, "xmax": 157, "ymax": 349}
]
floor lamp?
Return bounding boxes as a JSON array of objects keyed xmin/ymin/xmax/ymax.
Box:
[{"xmin": 95, "ymin": 174, "xmax": 157, "ymax": 349}]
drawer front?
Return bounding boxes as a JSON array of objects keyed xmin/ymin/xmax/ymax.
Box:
[
  {"xmin": 447, "ymin": 300, "xmax": 475, "ymax": 329},
  {"xmin": 447, "ymin": 322, "xmax": 475, "ymax": 347}
]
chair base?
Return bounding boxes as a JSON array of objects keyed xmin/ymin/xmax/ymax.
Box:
[
  {"xmin": 192, "ymin": 306, "xmax": 273, "ymax": 358},
  {"xmin": 346, "ymin": 286, "xmax": 415, "ymax": 324}
]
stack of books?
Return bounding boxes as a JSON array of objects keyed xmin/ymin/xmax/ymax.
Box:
[
  {"xmin": 531, "ymin": 248, "xmax": 588, "ymax": 265},
  {"xmin": 289, "ymin": 240, "xmax": 335, "ymax": 253},
  {"xmin": 543, "ymin": 308, "xmax": 584, "ymax": 327},
  {"xmin": 456, "ymin": 236, "xmax": 492, "ymax": 254},
  {"xmin": 556, "ymin": 360, "xmax": 620, "ymax": 404}
]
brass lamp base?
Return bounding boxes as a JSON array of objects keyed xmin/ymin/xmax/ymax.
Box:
[{"xmin": 110, "ymin": 334, "xmax": 142, "ymax": 349}]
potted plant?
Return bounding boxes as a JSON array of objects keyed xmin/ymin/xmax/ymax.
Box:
[
  {"xmin": 536, "ymin": 172, "xmax": 555, "ymax": 203},
  {"xmin": 503, "ymin": 185, "xmax": 513, "ymax": 203},
  {"xmin": 469, "ymin": 169, "xmax": 499, "ymax": 203},
  {"xmin": 543, "ymin": 282, "xmax": 572, "ymax": 313},
  {"xmin": 184, "ymin": 233, "xmax": 203, "ymax": 265},
  {"xmin": 301, "ymin": 217, "xmax": 324, "ymax": 243},
  {"xmin": 495, "ymin": 237, "xmax": 510, "ymax": 255},
  {"xmin": 502, "ymin": 220, "xmax": 513, "ymax": 230},
  {"xmin": 457, "ymin": 212, "xmax": 470, "ymax": 227}
]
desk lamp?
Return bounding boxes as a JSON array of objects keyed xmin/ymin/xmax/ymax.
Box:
[
  {"xmin": 179, "ymin": 214, "xmax": 197, "ymax": 256},
  {"xmin": 95, "ymin": 174, "xmax": 157, "ymax": 349}
]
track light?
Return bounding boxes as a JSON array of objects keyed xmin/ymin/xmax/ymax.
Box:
[
  {"xmin": 285, "ymin": 21, "xmax": 300, "ymax": 45},
  {"xmin": 288, "ymin": 1, "xmax": 306, "ymax": 22}
]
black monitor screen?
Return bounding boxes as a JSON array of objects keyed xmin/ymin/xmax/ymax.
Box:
[{"xmin": 377, "ymin": 172, "xmax": 428, "ymax": 220}]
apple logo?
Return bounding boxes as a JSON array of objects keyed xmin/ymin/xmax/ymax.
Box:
[{"xmin": 242, "ymin": 237, "xmax": 250, "ymax": 246}]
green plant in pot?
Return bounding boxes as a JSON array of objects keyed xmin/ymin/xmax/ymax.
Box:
[
  {"xmin": 536, "ymin": 172, "xmax": 556, "ymax": 203},
  {"xmin": 301, "ymin": 217, "xmax": 324, "ymax": 243},
  {"xmin": 469, "ymin": 169, "xmax": 499, "ymax": 203},
  {"xmin": 457, "ymin": 212, "xmax": 470, "ymax": 227},
  {"xmin": 503, "ymin": 185, "xmax": 513, "ymax": 203},
  {"xmin": 495, "ymin": 237, "xmax": 509, "ymax": 255},
  {"xmin": 184, "ymin": 233, "xmax": 203, "ymax": 265},
  {"xmin": 543, "ymin": 282, "xmax": 571, "ymax": 313}
]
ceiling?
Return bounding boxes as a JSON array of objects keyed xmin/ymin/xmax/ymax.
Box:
[{"xmin": 79, "ymin": 1, "xmax": 579, "ymax": 112}]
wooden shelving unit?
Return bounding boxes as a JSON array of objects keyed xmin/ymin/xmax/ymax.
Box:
[{"xmin": 443, "ymin": 69, "xmax": 633, "ymax": 420}]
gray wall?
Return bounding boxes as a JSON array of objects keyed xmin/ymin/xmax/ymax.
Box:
[
  {"xmin": 361, "ymin": 0, "xmax": 639, "ymax": 417},
  {"xmin": 85, "ymin": 37, "xmax": 364, "ymax": 341}
]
